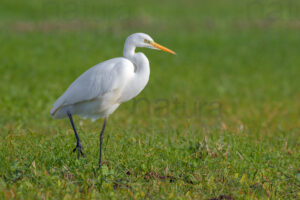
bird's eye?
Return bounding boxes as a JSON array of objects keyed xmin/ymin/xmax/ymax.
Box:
[{"xmin": 144, "ymin": 39, "xmax": 150, "ymax": 44}]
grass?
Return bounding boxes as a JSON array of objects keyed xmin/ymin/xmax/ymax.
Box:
[{"xmin": 0, "ymin": 0, "xmax": 299, "ymax": 199}]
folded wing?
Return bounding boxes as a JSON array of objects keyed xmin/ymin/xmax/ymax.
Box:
[{"xmin": 50, "ymin": 58, "xmax": 134, "ymax": 116}]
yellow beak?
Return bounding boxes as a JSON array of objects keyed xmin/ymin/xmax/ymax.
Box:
[{"xmin": 150, "ymin": 41, "xmax": 176, "ymax": 55}]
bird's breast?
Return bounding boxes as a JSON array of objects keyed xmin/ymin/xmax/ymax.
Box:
[{"xmin": 119, "ymin": 72, "xmax": 149, "ymax": 103}]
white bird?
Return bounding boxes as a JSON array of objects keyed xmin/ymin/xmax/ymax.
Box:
[{"xmin": 50, "ymin": 33, "xmax": 175, "ymax": 167}]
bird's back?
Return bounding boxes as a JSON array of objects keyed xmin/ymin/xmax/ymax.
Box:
[{"xmin": 50, "ymin": 57, "xmax": 135, "ymax": 119}]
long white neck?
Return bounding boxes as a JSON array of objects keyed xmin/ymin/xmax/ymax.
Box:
[
  {"xmin": 123, "ymin": 40, "xmax": 150, "ymax": 77},
  {"xmin": 121, "ymin": 41, "xmax": 150, "ymax": 102}
]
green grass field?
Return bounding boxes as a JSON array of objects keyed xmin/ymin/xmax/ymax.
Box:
[{"xmin": 0, "ymin": 0, "xmax": 299, "ymax": 199}]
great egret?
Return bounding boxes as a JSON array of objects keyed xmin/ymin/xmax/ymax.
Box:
[{"xmin": 50, "ymin": 33, "xmax": 175, "ymax": 167}]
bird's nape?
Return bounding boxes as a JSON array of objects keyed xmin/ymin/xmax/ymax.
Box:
[{"xmin": 123, "ymin": 33, "xmax": 176, "ymax": 55}]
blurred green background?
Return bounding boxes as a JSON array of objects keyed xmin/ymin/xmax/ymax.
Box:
[{"xmin": 0, "ymin": 0, "xmax": 299, "ymax": 199}]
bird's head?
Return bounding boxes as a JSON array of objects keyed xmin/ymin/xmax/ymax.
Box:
[{"xmin": 125, "ymin": 33, "xmax": 176, "ymax": 55}]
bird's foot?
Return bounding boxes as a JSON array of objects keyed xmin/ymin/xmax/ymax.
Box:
[
  {"xmin": 98, "ymin": 161, "xmax": 108, "ymax": 168},
  {"xmin": 72, "ymin": 144, "xmax": 85, "ymax": 158}
]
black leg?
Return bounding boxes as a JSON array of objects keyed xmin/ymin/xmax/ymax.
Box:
[
  {"xmin": 99, "ymin": 118, "xmax": 108, "ymax": 168},
  {"xmin": 67, "ymin": 111, "xmax": 85, "ymax": 158}
]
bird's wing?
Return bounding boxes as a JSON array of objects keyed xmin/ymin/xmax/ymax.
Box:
[{"xmin": 50, "ymin": 58, "xmax": 134, "ymax": 115}]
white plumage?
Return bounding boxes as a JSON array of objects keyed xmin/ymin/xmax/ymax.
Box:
[
  {"xmin": 50, "ymin": 33, "xmax": 175, "ymax": 166},
  {"xmin": 51, "ymin": 58, "xmax": 137, "ymax": 121}
]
